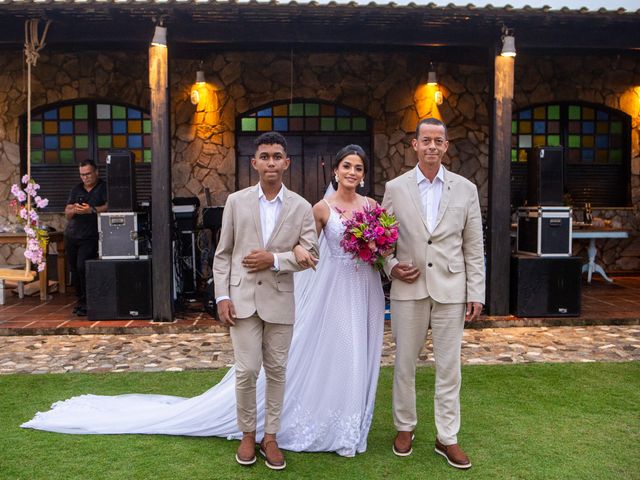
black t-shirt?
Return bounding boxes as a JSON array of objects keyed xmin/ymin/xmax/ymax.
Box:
[{"xmin": 64, "ymin": 179, "xmax": 107, "ymax": 240}]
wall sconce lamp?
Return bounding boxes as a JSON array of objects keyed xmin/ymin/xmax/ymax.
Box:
[
  {"xmin": 427, "ymin": 62, "xmax": 443, "ymax": 105},
  {"xmin": 501, "ymin": 27, "xmax": 516, "ymax": 57},
  {"xmin": 151, "ymin": 25, "xmax": 167, "ymax": 48},
  {"xmin": 191, "ymin": 68, "xmax": 206, "ymax": 105}
]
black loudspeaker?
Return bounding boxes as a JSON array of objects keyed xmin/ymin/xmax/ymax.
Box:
[
  {"xmin": 86, "ymin": 259, "xmax": 152, "ymax": 320},
  {"xmin": 527, "ymin": 146, "xmax": 564, "ymax": 206},
  {"xmin": 202, "ymin": 206, "xmax": 224, "ymax": 250},
  {"xmin": 510, "ymin": 255, "xmax": 581, "ymax": 317},
  {"xmin": 106, "ymin": 150, "xmax": 136, "ymax": 212}
]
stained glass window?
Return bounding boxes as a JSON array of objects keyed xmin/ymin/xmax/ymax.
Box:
[
  {"xmin": 511, "ymin": 104, "xmax": 624, "ymax": 165},
  {"xmin": 563, "ymin": 105, "xmax": 622, "ymax": 166},
  {"xmin": 30, "ymin": 104, "xmax": 90, "ymax": 165},
  {"xmin": 238, "ymin": 101, "xmax": 369, "ymax": 133},
  {"xmin": 511, "ymin": 102, "xmax": 630, "ymax": 207},
  {"xmin": 29, "ymin": 102, "xmax": 152, "ymax": 166}
]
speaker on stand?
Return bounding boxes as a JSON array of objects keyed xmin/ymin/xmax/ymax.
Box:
[
  {"xmin": 202, "ymin": 206, "xmax": 224, "ymax": 251},
  {"xmin": 527, "ymin": 146, "xmax": 564, "ymax": 206},
  {"xmin": 106, "ymin": 150, "xmax": 136, "ymax": 212}
]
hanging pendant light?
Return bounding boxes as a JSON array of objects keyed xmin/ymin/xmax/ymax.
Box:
[
  {"xmin": 501, "ymin": 27, "xmax": 516, "ymax": 57},
  {"xmin": 151, "ymin": 25, "xmax": 167, "ymax": 48},
  {"xmin": 427, "ymin": 62, "xmax": 437, "ymax": 85}
]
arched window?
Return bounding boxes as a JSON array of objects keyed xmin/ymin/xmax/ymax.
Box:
[
  {"xmin": 236, "ymin": 99, "xmax": 372, "ymax": 204},
  {"xmin": 21, "ymin": 100, "xmax": 152, "ymax": 212},
  {"xmin": 511, "ymin": 102, "xmax": 630, "ymax": 207}
]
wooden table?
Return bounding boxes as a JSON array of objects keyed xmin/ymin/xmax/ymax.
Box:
[
  {"xmin": 572, "ymin": 228, "xmax": 629, "ymax": 283},
  {"xmin": 0, "ymin": 231, "xmax": 66, "ymax": 300}
]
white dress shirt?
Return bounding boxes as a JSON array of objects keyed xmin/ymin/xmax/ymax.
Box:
[
  {"xmin": 416, "ymin": 164, "xmax": 445, "ymax": 233},
  {"xmin": 258, "ymin": 183, "xmax": 284, "ymax": 248}
]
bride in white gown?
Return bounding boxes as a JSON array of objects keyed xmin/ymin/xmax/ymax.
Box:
[{"xmin": 22, "ymin": 145, "xmax": 385, "ymax": 458}]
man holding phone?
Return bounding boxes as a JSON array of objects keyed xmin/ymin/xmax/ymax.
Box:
[{"xmin": 64, "ymin": 159, "xmax": 108, "ymax": 316}]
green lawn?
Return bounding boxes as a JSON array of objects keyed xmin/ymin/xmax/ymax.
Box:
[{"xmin": 1, "ymin": 363, "xmax": 638, "ymax": 480}]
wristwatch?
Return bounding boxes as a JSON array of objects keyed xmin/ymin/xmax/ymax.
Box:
[
  {"xmin": 270, "ymin": 253, "xmax": 280, "ymax": 273},
  {"xmin": 90, "ymin": 206, "xmax": 97, "ymax": 214}
]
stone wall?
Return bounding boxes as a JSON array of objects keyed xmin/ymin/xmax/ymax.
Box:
[{"xmin": 0, "ymin": 49, "xmax": 638, "ymax": 271}]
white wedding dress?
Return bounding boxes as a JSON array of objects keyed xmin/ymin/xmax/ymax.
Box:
[{"xmin": 22, "ymin": 206, "xmax": 385, "ymax": 457}]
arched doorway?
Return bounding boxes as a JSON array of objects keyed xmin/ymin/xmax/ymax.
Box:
[{"xmin": 236, "ymin": 99, "xmax": 372, "ymax": 204}]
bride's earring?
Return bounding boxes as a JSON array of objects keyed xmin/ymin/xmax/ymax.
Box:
[
  {"xmin": 360, "ymin": 179, "xmax": 365, "ymax": 188},
  {"xmin": 334, "ymin": 174, "xmax": 339, "ymax": 184}
]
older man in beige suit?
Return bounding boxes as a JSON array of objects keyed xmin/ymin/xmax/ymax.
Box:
[
  {"xmin": 382, "ymin": 118, "xmax": 485, "ymax": 469},
  {"xmin": 213, "ymin": 132, "xmax": 318, "ymax": 470}
]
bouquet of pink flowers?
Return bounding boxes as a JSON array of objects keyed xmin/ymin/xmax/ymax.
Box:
[{"xmin": 339, "ymin": 204, "xmax": 398, "ymax": 271}]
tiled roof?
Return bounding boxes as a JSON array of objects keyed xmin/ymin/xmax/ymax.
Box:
[{"xmin": 0, "ymin": 0, "xmax": 638, "ymax": 14}]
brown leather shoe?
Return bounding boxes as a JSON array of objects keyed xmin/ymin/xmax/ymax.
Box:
[
  {"xmin": 392, "ymin": 431, "xmax": 415, "ymax": 457},
  {"xmin": 235, "ymin": 431, "xmax": 257, "ymax": 466},
  {"xmin": 260, "ymin": 435, "xmax": 286, "ymax": 470},
  {"xmin": 434, "ymin": 438, "xmax": 472, "ymax": 469}
]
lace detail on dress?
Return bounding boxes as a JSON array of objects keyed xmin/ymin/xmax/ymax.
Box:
[{"xmin": 287, "ymin": 397, "xmax": 363, "ymax": 457}]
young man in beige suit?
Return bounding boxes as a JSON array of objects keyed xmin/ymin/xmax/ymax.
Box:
[
  {"xmin": 213, "ymin": 132, "xmax": 319, "ymax": 470},
  {"xmin": 382, "ymin": 118, "xmax": 485, "ymax": 469}
]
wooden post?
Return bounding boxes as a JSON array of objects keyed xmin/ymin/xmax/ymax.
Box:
[
  {"xmin": 149, "ymin": 28, "xmax": 174, "ymax": 322},
  {"xmin": 487, "ymin": 53, "xmax": 514, "ymax": 315}
]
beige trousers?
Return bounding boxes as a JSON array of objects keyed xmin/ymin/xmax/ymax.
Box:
[
  {"xmin": 230, "ymin": 314, "xmax": 294, "ymax": 434},
  {"xmin": 391, "ymin": 297, "xmax": 466, "ymax": 445}
]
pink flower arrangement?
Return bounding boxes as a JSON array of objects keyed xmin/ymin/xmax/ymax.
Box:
[
  {"xmin": 339, "ymin": 204, "xmax": 399, "ymax": 271},
  {"xmin": 10, "ymin": 175, "xmax": 48, "ymax": 272}
]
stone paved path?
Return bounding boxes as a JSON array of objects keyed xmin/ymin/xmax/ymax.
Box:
[{"xmin": 1, "ymin": 325, "xmax": 638, "ymax": 375}]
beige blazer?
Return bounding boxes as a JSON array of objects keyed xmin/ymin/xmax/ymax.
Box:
[
  {"xmin": 213, "ymin": 184, "xmax": 319, "ymax": 324},
  {"xmin": 382, "ymin": 166, "xmax": 485, "ymax": 305}
]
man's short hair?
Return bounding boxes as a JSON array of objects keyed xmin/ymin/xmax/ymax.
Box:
[
  {"xmin": 254, "ymin": 132, "xmax": 287, "ymax": 154},
  {"xmin": 415, "ymin": 118, "xmax": 448, "ymax": 139},
  {"xmin": 79, "ymin": 159, "xmax": 97, "ymax": 170}
]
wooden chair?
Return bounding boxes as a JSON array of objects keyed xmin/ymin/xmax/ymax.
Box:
[{"xmin": 0, "ymin": 268, "xmax": 37, "ymax": 305}]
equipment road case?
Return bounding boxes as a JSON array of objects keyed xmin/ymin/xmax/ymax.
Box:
[
  {"xmin": 516, "ymin": 206, "xmax": 572, "ymax": 257},
  {"xmin": 98, "ymin": 212, "xmax": 150, "ymax": 259}
]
